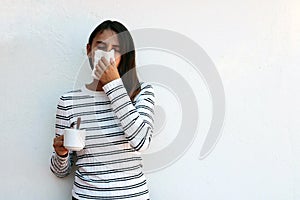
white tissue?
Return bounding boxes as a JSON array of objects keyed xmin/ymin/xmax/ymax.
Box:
[{"xmin": 92, "ymin": 49, "xmax": 115, "ymax": 80}]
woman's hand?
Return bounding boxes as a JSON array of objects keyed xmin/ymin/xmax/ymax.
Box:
[
  {"xmin": 53, "ymin": 135, "xmax": 69, "ymax": 157},
  {"xmin": 94, "ymin": 57, "xmax": 120, "ymax": 85}
]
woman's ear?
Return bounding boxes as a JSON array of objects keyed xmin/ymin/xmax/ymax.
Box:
[{"xmin": 86, "ymin": 44, "xmax": 91, "ymax": 57}]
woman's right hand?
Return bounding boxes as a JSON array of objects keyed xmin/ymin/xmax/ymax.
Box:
[{"xmin": 53, "ymin": 135, "xmax": 69, "ymax": 157}]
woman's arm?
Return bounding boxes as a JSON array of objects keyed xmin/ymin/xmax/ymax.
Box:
[
  {"xmin": 50, "ymin": 96, "xmax": 74, "ymax": 178},
  {"xmin": 103, "ymin": 78, "xmax": 155, "ymax": 152}
]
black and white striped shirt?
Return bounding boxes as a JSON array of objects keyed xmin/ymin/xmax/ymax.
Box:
[{"xmin": 50, "ymin": 78, "xmax": 155, "ymax": 200}]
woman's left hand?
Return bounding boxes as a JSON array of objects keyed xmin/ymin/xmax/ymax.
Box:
[{"xmin": 95, "ymin": 57, "xmax": 120, "ymax": 85}]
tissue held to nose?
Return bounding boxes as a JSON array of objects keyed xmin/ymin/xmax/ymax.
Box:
[{"xmin": 92, "ymin": 49, "xmax": 115, "ymax": 80}]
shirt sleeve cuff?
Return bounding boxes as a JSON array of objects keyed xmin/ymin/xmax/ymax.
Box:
[
  {"xmin": 102, "ymin": 78, "xmax": 123, "ymax": 92},
  {"xmin": 55, "ymin": 152, "xmax": 69, "ymax": 162}
]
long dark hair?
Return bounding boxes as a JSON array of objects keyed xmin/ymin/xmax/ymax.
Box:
[{"xmin": 88, "ymin": 20, "xmax": 141, "ymax": 101}]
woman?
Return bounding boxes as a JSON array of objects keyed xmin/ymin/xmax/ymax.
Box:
[{"xmin": 50, "ymin": 20, "xmax": 155, "ymax": 200}]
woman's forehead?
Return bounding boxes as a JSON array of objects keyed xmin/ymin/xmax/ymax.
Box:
[{"xmin": 93, "ymin": 29, "xmax": 119, "ymax": 45}]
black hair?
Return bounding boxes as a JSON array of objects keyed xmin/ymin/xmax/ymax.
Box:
[{"xmin": 88, "ymin": 20, "xmax": 141, "ymax": 101}]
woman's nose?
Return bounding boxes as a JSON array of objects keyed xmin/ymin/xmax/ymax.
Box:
[{"xmin": 105, "ymin": 45, "xmax": 113, "ymax": 52}]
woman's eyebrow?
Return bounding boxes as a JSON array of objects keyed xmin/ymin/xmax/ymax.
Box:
[
  {"xmin": 96, "ymin": 41, "xmax": 106, "ymax": 45},
  {"xmin": 96, "ymin": 41, "xmax": 119, "ymax": 47}
]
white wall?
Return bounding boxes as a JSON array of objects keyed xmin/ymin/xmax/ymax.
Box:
[{"xmin": 0, "ymin": 0, "xmax": 299, "ymax": 199}]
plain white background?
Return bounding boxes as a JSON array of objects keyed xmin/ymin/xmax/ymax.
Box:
[{"xmin": 0, "ymin": 0, "xmax": 299, "ymax": 199}]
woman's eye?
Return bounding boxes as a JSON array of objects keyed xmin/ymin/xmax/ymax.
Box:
[
  {"xmin": 114, "ymin": 48, "xmax": 120, "ymax": 52},
  {"xmin": 97, "ymin": 46, "xmax": 105, "ymax": 50}
]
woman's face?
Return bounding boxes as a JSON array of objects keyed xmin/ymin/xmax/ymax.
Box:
[{"xmin": 87, "ymin": 29, "xmax": 122, "ymax": 68}]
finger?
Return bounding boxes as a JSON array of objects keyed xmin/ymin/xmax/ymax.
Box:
[
  {"xmin": 92, "ymin": 69, "xmax": 99, "ymax": 80},
  {"xmin": 101, "ymin": 56, "xmax": 110, "ymax": 67},
  {"xmin": 93, "ymin": 64, "xmax": 101, "ymax": 77},
  {"xmin": 53, "ymin": 135, "xmax": 62, "ymax": 144},
  {"xmin": 57, "ymin": 146, "xmax": 68, "ymax": 152},
  {"xmin": 53, "ymin": 140, "xmax": 64, "ymax": 148},
  {"xmin": 94, "ymin": 68, "xmax": 102, "ymax": 78},
  {"xmin": 95, "ymin": 64, "xmax": 101, "ymax": 73},
  {"xmin": 110, "ymin": 58, "xmax": 116, "ymax": 67},
  {"xmin": 97, "ymin": 59, "xmax": 107, "ymax": 72},
  {"xmin": 56, "ymin": 135, "xmax": 64, "ymax": 140},
  {"xmin": 56, "ymin": 148, "xmax": 69, "ymax": 156},
  {"xmin": 95, "ymin": 64, "xmax": 105, "ymax": 77},
  {"xmin": 100, "ymin": 57, "xmax": 111, "ymax": 71}
]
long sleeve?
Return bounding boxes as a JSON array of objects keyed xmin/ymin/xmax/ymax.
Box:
[
  {"xmin": 50, "ymin": 96, "xmax": 74, "ymax": 178},
  {"xmin": 103, "ymin": 78, "xmax": 155, "ymax": 152}
]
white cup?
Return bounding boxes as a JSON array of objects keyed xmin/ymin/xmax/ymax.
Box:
[{"xmin": 63, "ymin": 128, "xmax": 86, "ymax": 151}]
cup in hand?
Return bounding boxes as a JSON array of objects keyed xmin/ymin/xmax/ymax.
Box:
[{"xmin": 63, "ymin": 128, "xmax": 86, "ymax": 151}]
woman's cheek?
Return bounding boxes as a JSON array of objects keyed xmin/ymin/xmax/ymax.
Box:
[{"xmin": 115, "ymin": 56, "xmax": 121, "ymax": 68}]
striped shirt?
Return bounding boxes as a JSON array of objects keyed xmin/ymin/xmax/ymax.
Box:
[{"xmin": 50, "ymin": 78, "xmax": 155, "ymax": 200}]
